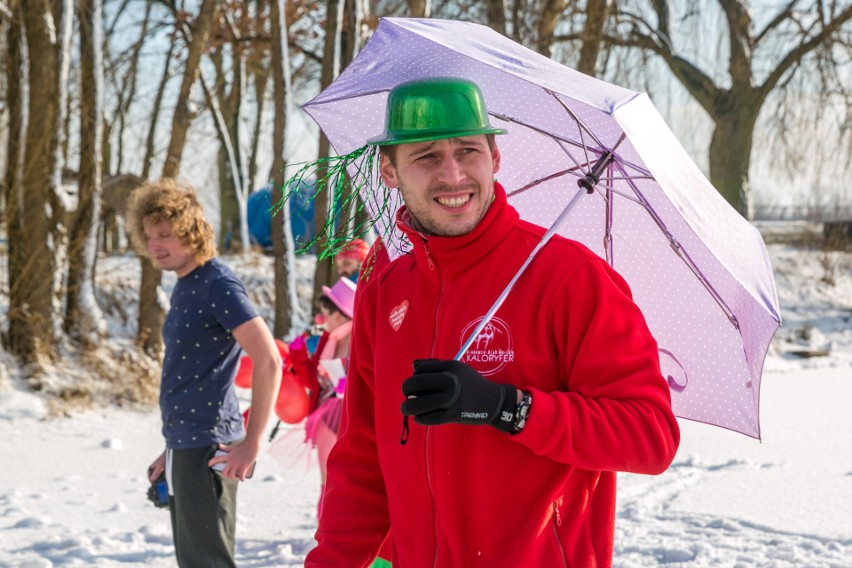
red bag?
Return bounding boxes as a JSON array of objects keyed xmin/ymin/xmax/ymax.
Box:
[
  {"xmin": 272, "ymin": 339, "xmax": 311, "ymax": 424},
  {"xmin": 236, "ymin": 339, "xmax": 311, "ymax": 425},
  {"xmin": 288, "ymin": 332, "xmax": 329, "ymax": 415}
]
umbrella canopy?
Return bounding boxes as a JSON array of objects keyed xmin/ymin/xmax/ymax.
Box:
[{"xmin": 303, "ymin": 17, "xmax": 781, "ymax": 439}]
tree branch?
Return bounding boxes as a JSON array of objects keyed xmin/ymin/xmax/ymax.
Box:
[
  {"xmin": 0, "ymin": 0, "xmax": 13, "ymax": 19},
  {"xmin": 754, "ymin": 0, "xmax": 800, "ymax": 47},
  {"xmin": 717, "ymin": 0, "xmax": 754, "ymax": 88},
  {"xmin": 603, "ymin": 7, "xmax": 723, "ymax": 115},
  {"xmin": 759, "ymin": 5, "xmax": 852, "ymax": 99},
  {"xmin": 649, "ymin": 0, "xmax": 670, "ymax": 40}
]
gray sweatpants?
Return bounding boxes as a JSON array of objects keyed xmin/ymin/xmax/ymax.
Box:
[{"xmin": 167, "ymin": 446, "xmax": 238, "ymax": 568}]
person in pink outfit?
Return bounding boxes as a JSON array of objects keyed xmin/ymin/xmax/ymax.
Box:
[{"xmin": 303, "ymin": 278, "xmax": 357, "ymax": 517}]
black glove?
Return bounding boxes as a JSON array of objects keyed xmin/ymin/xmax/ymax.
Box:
[{"xmin": 400, "ymin": 359, "xmax": 518, "ymax": 432}]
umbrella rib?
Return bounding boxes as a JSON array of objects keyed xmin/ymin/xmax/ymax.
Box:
[
  {"xmin": 548, "ymin": 90, "xmax": 607, "ymax": 162},
  {"xmin": 592, "ymin": 181, "xmax": 644, "ymax": 205},
  {"xmin": 303, "ymin": 87, "xmax": 392, "ymax": 108},
  {"xmin": 456, "ymin": 186, "xmax": 589, "ymax": 360},
  {"xmin": 612, "ymin": 161, "xmax": 740, "ymax": 330},
  {"xmin": 491, "ymin": 111, "xmax": 592, "ymax": 174},
  {"xmin": 506, "ymin": 165, "xmax": 588, "ymax": 198},
  {"xmin": 490, "ymin": 111, "xmax": 654, "ymax": 184}
]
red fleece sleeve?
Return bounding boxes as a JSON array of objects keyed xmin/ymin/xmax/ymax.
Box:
[
  {"xmin": 305, "ymin": 285, "xmax": 391, "ymax": 567},
  {"xmin": 514, "ymin": 256, "xmax": 680, "ymax": 474}
]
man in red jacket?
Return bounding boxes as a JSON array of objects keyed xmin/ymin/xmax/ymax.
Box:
[{"xmin": 306, "ymin": 78, "xmax": 680, "ymax": 567}]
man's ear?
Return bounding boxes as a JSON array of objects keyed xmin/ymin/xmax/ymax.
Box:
[
  {"xmin": 491, "ymin": 143, "xmax": 501, "ymax": 175},
  {"xmin": 379, "ymin": 153, "xmax": 398, "ymax": 188}
]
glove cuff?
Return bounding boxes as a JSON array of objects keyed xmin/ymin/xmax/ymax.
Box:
[{"xmin": 493, "ymin": 384, "xmax": 519, "ymax": 432}]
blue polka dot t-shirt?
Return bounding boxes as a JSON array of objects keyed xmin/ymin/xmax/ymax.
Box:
[{"xmin": 160, "ymin": 257, "xmax": 258, "ymax": 449}]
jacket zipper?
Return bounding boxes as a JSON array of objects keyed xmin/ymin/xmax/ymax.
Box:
[
  {"xmin": 425, "ymin": 237, "xmax": 442, "ymax": 568},
  {"xmin": 398, "ymin": 236, "xmax": 443, "ymax": 566},
  {"xmin": 551, "ymin": 500, "xmax": 568, "ymax": 567},
  {"xmin": 399, "ymin": 237, "xmax": 438, "ymax": 445}
]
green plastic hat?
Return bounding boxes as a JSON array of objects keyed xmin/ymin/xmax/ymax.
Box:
[{"xmin": 367, "ymin": 78, "xmax": 507, "ymax": 146}]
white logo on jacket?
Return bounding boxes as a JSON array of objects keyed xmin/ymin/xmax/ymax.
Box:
[{"xmin": 459, "ymin": 317, "xmax": 514, "ymax": 376}]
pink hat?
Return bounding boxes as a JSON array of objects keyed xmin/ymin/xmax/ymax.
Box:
[
  {"xmin": 321, "ymin": 278, "xmax": 357, "ymax": 319},
  {"xmin": 334, "ymin": 239, "xmax": 370, "ymax": 263}
]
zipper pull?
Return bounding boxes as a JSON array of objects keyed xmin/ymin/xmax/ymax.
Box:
[
  {"xmin": 400, "ymin": 415, "xmax": 410, "ymax": 445},
  {"xmin": 422, "ymin": 237, "xmax": 435, "ymax": 271}
]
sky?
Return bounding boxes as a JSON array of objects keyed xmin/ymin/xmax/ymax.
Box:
[{"xmin": 92, "ymin": 4, "xmax": 852, "ymax": 221}]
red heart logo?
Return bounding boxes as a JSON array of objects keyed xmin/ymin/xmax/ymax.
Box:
[{"xmin": 389, "ymin": 300, "xmax": 409, "ymax": 331}]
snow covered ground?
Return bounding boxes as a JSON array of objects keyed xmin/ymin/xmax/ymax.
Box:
[{"xmin": 1, "ymin": 238, "xmax": 851, "ymax": 567}]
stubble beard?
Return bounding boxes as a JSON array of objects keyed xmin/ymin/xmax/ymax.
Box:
[{"xmin": 402, "ymin": 180, "xmax": 493, "ymax": 237}]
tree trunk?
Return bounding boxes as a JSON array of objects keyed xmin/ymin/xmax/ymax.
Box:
[
  {"xmin": 269, "ymin": 0, "xmax": 295, "ymax": 338},
  {"xmin": 113, "ymin": 0, "xmax": 152, "ymax": 177},
  {"xmin": 62, "ymin": 75, "xmax": 73, "ymax": 166},
  {"xmin": 311, "ymin": 0, "xmax": 343, "ymax": 302},
  {"xmin": 576, "ymin": 0, "xmax": 611, "ymax": 76},
  {"xmin": 217, "ymin": 144, "xmax": 240, "ymax": 251},
  {"xmin": 141, "ymin": 39, "xmax": 177, "ymax": 179},
  {"xmin": 536, "ymin": 0, "xmax": 565, "ymax": 57},
  {"xmin": 161, "ymin": 0, "xmax": 218, "ymax": 179},
  {"xmin": 510, "ymin": 0, "xmax": 522, "ymax": 42},
  {"xmin": 3, "ymin": 0, "xmax": 26, "ymax": 353},
  {"xmin": 52, "ymin": 0, "xmax": 73, "ymax": 191},
  {"xmin": 101, "ymin": 118, "xmax": 112, "ymax": 179},
  {"xmin": 65, "ymin": 0, "xmax": 107, "ymax": 345},
  {"xmin": 213, "ymin": 45, "xmax": 248, "ymax": 253},
  {"xmin": 137, "ymin": 258, "xmax": 164, "ymax": 356},
  {"xmin": 406, "ymin": 0, "xmax": 429, "ymax": 18},
  {"xmin": 484, "ymin": 0, "xmax": 505, "ymax": 35},
  {"xmin": 248, "ymin": 67, "xmax": 268, "ymax": 193},
  {"xmin": 138, "ymin": 0, "xmax": 219, "ymax": 357},
  {"xmin": 12, "ymin": 0, "xmax": 61, "ymax": 363},
  {"xmin": 708, "ymin": 99, "xmax": 759, "ymax": 218}
]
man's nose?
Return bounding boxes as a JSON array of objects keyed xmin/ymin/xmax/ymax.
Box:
[{"xmin": 436, "ymin": 156, "xmax": 465, "ymax": 185}]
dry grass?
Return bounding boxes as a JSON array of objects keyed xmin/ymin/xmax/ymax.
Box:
[{"xmin": 23, "ymin": 341, "xmax": 160, "ymax": 417}]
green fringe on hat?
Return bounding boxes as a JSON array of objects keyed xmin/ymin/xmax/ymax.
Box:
[{"xmin": 270, "ymin": 145, "xmax": 398, "ymax": 260}]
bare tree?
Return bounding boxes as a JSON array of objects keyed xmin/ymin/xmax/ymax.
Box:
[
  {"xmin": 537, "ymin": 0, "xmax": 566, "ymax": 56},
  {"xmin": 65, "ymin": 0, "xmax": 106, "ymax": 345},
  {"xmin": 138, "ymin": 0, "xmax": 220, "ymax": 357},
  {"xmin": 2, "ymin": 0, "xmax": 26, "ymax": 354},
  {"xmin": 141, "ymin": 37, "xmax": 177, "ymax": 179},
  {"xmin": 311, "ymin": 0, "xmax": 365, "ymax": 302},
  {"xmin": 202, "ymin": 51, "xmax": 251, "ymax": 252},
  {"xmin": 577, "ymin": 0, "xmax": 613, "ymax": 75},
  {"xmin": 8, "ymin": 0, "xmax": 63, "ymax": 364},
  {"xmin": 604, "ymin": 1, "xmax": 852, "ymax": 216},
  {"xmin": 108, "ymin": 0, "xmax": 153, "ymax": 177},
  {"xmin": 269, "ymin": 0, "xmax": 303, "ymax": 338},
  {"xmin": 247, "ymin": 53, "xmax": 269, "ymax": 193},
  {"xmin": 407, "ymin": 0, "xmax": 430, "ymax": 17},
  {"xmin": 484, "ymin": 0, "xmax": 506, "ymax": 34},
  {"xmin": 311, "ymin": 0, "xmax": 341, "ymax": 302},
  {"xmin": 161, "ymin": 0, "xmax": 219, "ymax": 179}
]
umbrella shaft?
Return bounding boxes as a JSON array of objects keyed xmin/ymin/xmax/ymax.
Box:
[{"xmin": 455, "ymin": 186, "xmax": 587, "ymax": 361}]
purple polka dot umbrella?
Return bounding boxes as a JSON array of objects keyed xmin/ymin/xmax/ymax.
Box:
[{"xmin": 301, "ymin": 17, "xmax": 781, "ymax": 439}]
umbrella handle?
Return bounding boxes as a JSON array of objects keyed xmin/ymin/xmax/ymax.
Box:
[{"xmin": 454, "ymin": 185, "xmax": 588, "ymax": 361}]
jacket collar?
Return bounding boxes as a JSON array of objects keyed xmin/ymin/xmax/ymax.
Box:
[{"xmin": 396, "ymin": 182, "xmax": 519, "ymax": 276}]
